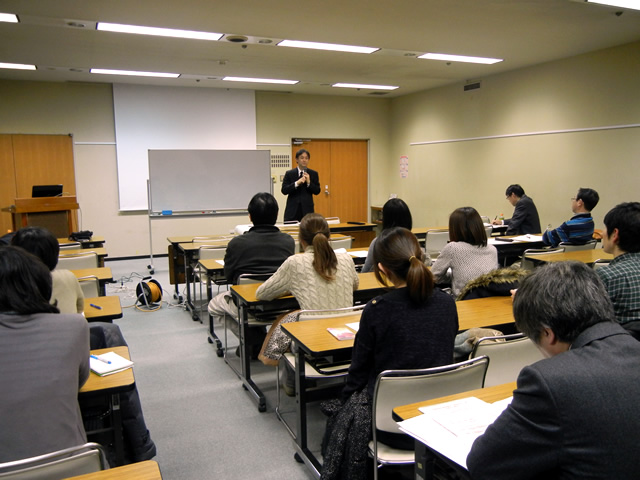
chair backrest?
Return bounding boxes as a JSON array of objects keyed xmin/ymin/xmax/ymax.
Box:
[
  {"xmin": 325, "ymin": 217, "xmax": 341, "ymax": 225},
  {"xmin": 425, "ymin": 229, "xmax": 449, "ymax": 259},
  {"xmin": 58, "ymin": 242, "xmax": 81, "ymax": 251},
  {"xmin": 484, "ymin": 226, "xmax": 493, "ymax": 239},
  {"xmin": 372, "ymin": 356, "xmax": 489, "ymax": 435},
  {"xmin": 237, "ymin": 273, "xmax": 274, "ymax": 284},
  {"xmin": 77, "ymin": 275, "xmax": 99, "ymax": 298},
  {"xmin": 592, "ymin": 258, "xmax": 610, "ymax": 270},
  {"xmin": 521, "ymin": 247, "xmax": 564, "ymax": 271},
  {"xmin": 470, "ymin": 333, "xmax": 544, "ymax": 387},
  {"xmin": 480, "ymin": 216, "xmax": 490, "ymax": 224},
  {"xmin": 559, "ymin": 240, "xmax": 597, "ymax": 251},
  {"xmin": 57, "ymin": 252, "xmax": 98, "ymax": 270},
  {"xmin": 0, "ymin": 443, "xmax": 107, "ymax": 480},
  {"xmin": 329, "ymin": 236, "xmax": 353, "ymax": 250},
  {"xmin": 198, "ymin": 245, "xmax": 226, "ymax": 260}
]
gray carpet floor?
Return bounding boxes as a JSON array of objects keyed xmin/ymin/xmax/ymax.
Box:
[{"xmin": 104, "ymin": 256, "xmax": 320, "ymax": 479}]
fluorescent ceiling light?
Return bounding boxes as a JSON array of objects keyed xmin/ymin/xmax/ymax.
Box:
[
  {"xmin": 278, "ymin": 39, "xmax": 379, "ymax": 54},
  {"xmin": 585, "ymin": 0, "xmax": 640, "ymax": 10},
  {"xmin": 223, "ymin": 76, "xmax": 299, "ymax": 85},
  {"xmin": 332, "ymin": 83, "xmax": 398, "ymax": 90},
  {"xmin": 97, "ymin": 22, "xmax": 222, "ymax": 41},
  {"xmin": 0, "ymin": 13, "xmax": 18, "ymax": 23},
  {"xmin": 90, "ymin": 68, "xmax": 180, "ymax": 78},
  {"xmin": 0, "ymin": 62, "xmax": 35, "ymax": 70},
  {"xmin": 418, "ymin": 53, "xmax": 503, "ymax": 64}
]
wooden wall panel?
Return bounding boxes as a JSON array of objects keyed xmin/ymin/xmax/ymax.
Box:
[
  {"xmin": 12, "ymin": 134, "xmax": 76, "ymax": 198},
  {"xmin": 0, "ymin": 135, "xmax": 17, "ymax": 235}
]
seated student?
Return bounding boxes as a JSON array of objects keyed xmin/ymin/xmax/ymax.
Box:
[
  {"xmin": 596, "ymin": 202, "xmax": 640, "ymax": 337},
  {"xmin": 11, "ymin": 226, "xmax": 84, "ymax": 314},
  {"xmin": 362, "ymin": 198, "xmax": 423, "ymax": 273},
  {"xmin": 207, "ymin": 192, "xmax": 295, "ymax": 357},
  {"xmin": 467, "ymin": 261, "xmax": 640, "ymax": 479},
  {"xmin": 492, "ymin": 184, "xmax": 541, "ymax": 235},
  {"xmin": 431, "ymin": 207, "xmax": 498, "ymax": 297},
  {"xmin": 257, "ymin": 213, "xmax": 359, "ymax": 367},
  {"xmin": 321, "ymin": 228, "xmax": 458, "ymax": 478},
  {"xmin": 0, "ymin": 246, "xmax": 90, "ymax": 463},
  {"xmin": 543, "ymin": 187, "xmax": 599, "ymax": 247}
]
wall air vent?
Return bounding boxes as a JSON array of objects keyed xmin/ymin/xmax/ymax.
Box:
[{"xmin": 464, "ymin": 81, "xmax": 481, "ymax": 92}]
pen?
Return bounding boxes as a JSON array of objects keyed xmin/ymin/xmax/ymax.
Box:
[
  {"xmin": 90, "ymin": 354, "xmax": 111, "ymax": 364},
  {"xmin": 90, "ymin": 303, "xmax": 102, "ymax": 310}
]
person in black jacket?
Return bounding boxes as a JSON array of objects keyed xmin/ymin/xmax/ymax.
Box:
[
  {"xmin": 493, "ymin": 184, "xmax": 541, "ymax": 235},
  {"xmin": 281, "ymin": 149, "xmax": 321, "ymax": 222}
]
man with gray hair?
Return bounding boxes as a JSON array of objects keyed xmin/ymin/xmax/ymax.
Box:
[{"xmin": 467, "ymin": 261, "xmax": 640, "ymax": 479}]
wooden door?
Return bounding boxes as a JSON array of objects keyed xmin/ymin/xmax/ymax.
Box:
[
  {"xmin": 12, "ymin": 134, "xmax": 76, "ymax": 198},
  {"xmin": 0, "ymin": 135, "xmax": 17, "ymax": 235},
  {"xmin": 291, "ymin": 139, "xmax": 368, "ymax": 222}
]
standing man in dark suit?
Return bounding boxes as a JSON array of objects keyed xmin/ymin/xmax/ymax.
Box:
[
  {"xmin": 467, "ymin": 261, "xmax": 640, "ymax": 479},
  {"xmin": 282, "ymin": 148, "xmax": 321, "ymax": 222},
  {"xmin": 492, "ymin": 184, "xmax": 541, "ymax": 235}
]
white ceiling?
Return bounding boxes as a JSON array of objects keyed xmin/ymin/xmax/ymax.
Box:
[{"xmin": 1, "ymin": 0, "xmax": 639, "ymax": 98}]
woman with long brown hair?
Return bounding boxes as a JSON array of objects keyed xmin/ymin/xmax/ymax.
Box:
[
  {"xmin": 257, "ymin": 213, "xmax": 359, "ymax": 366},
  {"xmin": 340, "ymin": 227, "xmax": 458, "ymax": 447},
  {"xmin": 432, "ymin": 206, "xmax": 498, "ymax": 297}
]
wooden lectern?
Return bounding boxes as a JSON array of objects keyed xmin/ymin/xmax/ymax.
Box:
[{"xmin": 2, "ymin": 197, "xmax": 79, "ymax": 238}]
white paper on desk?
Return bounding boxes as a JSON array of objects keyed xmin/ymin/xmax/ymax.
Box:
[
  {"xmin": 511, "ymin": 234, "xmax": 543, "ymax": 242},
  {"xmin": 348, "ymin": 250, "xmax": 369, "ymax": 258},
  {"xmin": 333, "ymin": 248, "xmax": 347, "ymax": 254},
  {"xmin": 398, "ymin": 396, "xmax": 511, "ymax": 468},
  {"xmin": 346, "ymin": 321, "xmax": 360, "ymax": 332},
  {"xmin": 216, "ymin": 260, "xmax": 225, "ymax": 266}
]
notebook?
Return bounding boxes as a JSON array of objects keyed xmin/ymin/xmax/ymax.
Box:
[{"xmin": 89, "ymin": 351, "xmax": 134, "ymax": 376}]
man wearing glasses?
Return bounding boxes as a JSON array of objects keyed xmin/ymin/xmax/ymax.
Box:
[{"xmin": 542, "ymin": 187, "xmax": 599, "ymax": 247}]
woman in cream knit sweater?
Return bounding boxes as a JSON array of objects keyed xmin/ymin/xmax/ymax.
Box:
[{"xmin": 257, "ymin": 213, "xmax": 359, "ymax": 365}]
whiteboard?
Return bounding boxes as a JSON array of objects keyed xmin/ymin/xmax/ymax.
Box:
[
  {"xmin": 148, "ymin": 150, "xmax": 271, "ymax": 214},
  {"xmin": 112, "ymin": 84, "xmax": 256, "ymax": 211}
]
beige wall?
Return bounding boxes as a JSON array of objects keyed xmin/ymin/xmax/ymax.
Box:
[
  {"xmin": 1, "ymin": 41, "xmax": 638, "ymax": 256},
  {"xmin": 387, "ymin": 41, "xmax": 640, "ymax": 231},
  {"xmin": 0, "ymin": 82, "xmax": 391, "ymax": 257}
]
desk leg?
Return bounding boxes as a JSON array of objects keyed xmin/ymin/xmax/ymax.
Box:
[
  {"xmin": 414, "ymin": 440, "xmax": 434, "ymax": 480},
  {"xmin": 182, "ymin": 251, "xmax": 199, "ymax": 321},
  {"xmin": 205, "ymin": 273, "xmax": 223, "ymax": 357},
  {"xmin": 237, "ymin": 303, "xmax": 267, "ymax": 412},
  {"xmin": 292, "ymin": 346, "xmax": 322, "ymax": 478},
  {"xmin": 111, "ymin": 392, "xmax": 125, "ymax": 466}
]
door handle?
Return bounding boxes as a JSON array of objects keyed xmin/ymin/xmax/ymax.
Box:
[{"xmin": 324, "ymin": 184, "xmax": 329, "ymax": 195}]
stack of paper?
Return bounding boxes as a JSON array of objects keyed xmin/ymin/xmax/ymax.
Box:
[
  {"xmin": 397, "ymin": 396, "xmax": 512, "ymax": 468},
  {"xmin": 89, "ymin": 351, "xmax": 134, "ymax": 376}
]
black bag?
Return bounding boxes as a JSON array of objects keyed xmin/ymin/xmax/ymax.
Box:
[{"xmin": 70, "ymin": 230, "xmax": 94, "ymax": 241}]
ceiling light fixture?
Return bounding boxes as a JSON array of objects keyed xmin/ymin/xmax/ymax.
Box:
[
  {"xmin": 0, "ymin": 13, "xmax": 18, "ymax": 23},
  {"xmin": 584, "ymin": 0, "xmax": 640, "ymax": 10},
  {"xmin": 96, "ymin": 22, "xmax": 223, "ymax": 41},
  {"xmin": 278, "ymin": 39, "xmax": 379, "ymax": 54},
  {"xmin": 90, "ymin": 68, "xmax": 180, "ymax": 78},
  {"xmin": 222, "ymin": 76, "xmax": 299, "ymax": 85},
  {"xmin": 332, "ymin": 83, "xmax": 398, "ymax": 90},
  {"xmin": 418, "ymin": 53, "xmax": 503, "ymax": 64},
  {"xmin": 0, "ymin": 62, "xmax": 35, "ymax": 70}
]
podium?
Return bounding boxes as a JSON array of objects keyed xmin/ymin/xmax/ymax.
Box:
[{"xmin": 2, "ymin": 197, "xmax": 79, "ymax": 238}]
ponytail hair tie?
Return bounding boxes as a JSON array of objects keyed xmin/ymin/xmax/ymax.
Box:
[{"xmin": 409, "ymin": 255, "xmax": 416, "ymax": 263}]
